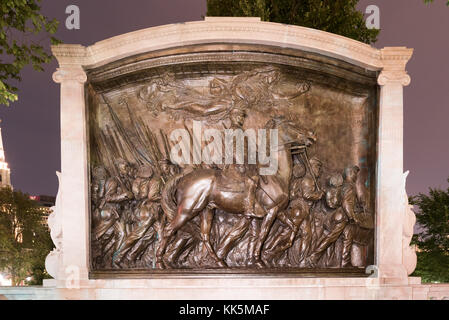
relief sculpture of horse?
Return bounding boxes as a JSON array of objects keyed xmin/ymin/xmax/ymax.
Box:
[{"xmin": 156, "ymin": 118, "xmax": 317, "ymax": 269}]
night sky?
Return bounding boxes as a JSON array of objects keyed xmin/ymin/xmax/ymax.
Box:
[{"xmin": 0, "ymin": 0, "xmax": 448, "ymax": 197}]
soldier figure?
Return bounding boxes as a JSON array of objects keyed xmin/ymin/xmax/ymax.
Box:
[
  {"xmin": 159, "ymin": 158, "xmax": 178, "ymax": 182},
  {"xmin": 91, "ymin": 166, "xmax": 114, "ymax": 266},
  {"xmin": 296, "ymin": 157, "xmax": 324, "ymax": 265},
  {"xmin": 114, "ymin": 165, "xmax": 162, "ymax": 265},
  {"xmin": 263, "ymin": 162, "xmax": 307, "ymax": 263},
  {"xmin": 308, "ymin": 165, "xmax": 366, "ymax": 268},
  {"xmin": 101, "ymin": 158, "xmax": 135, "ymax": 267},
  {"xmin": 92, "ymin": 166, "xmax": 108, "ymax": 237},
  {"xmin": 307, "ymin": 173, "xmax": 344, "ymax": 267}
]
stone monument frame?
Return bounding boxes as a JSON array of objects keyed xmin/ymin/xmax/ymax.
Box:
[{"xmin": 45, "ymin": 17, "xmax": 421, "ymax": 299}]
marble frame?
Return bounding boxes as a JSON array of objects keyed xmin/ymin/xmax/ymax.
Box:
[{"xmin": 44, "ymin": 17, "xmax": 425, "ymax": 299}]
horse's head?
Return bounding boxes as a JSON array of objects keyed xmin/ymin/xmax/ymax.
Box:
[{"xmin": 266, "ymin": 118, "xmax": 317, "ymax": 148}]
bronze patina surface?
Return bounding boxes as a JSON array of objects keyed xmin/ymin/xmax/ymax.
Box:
[{"xmin": 87, "ymin": 44, "xmax": 378, "ymax": 277}]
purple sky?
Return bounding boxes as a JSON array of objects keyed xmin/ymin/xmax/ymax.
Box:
[{"xmin": 0, "ymin": 0, "xmax": 448, "ymax": 197}]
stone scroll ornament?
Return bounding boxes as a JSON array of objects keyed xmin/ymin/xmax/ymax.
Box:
[
  {"xmin": 89, "ymin": 65, "xmax": 376, "ymax": 271},
  {"xmin": 45, "ymin": 171, "xmax": 63, "ymax": 278}
]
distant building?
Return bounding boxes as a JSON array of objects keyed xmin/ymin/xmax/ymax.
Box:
[
  {"xmin": 29, "ymin": 195, "xmax": 56, "ymax": 227},
  {"xmin": 0, "ymin": 121, "xmax": 12, "ymax": 188},
  {"xmin": 0, "ymin": 122, "xmax": 54, "ymax": 286},
  {"xmin": 29, "ymin": 195, "xmax": 56, "ymax": 208}
]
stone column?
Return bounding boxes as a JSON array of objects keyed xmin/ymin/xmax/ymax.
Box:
[
  {"xmin": 52, "ymin": 67, "xmax": 89, "ymax": 287},
  {"xmin": 376, "ymin": 47, "xmax": 413, "ymax": 284}
]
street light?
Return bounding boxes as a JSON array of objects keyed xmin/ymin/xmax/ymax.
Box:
[{"xmin": 0, "ymin": 274, "xmax": 12, "ymax": 286}]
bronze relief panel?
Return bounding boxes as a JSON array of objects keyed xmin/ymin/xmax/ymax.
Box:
[{"xmin": 87, "ymin": 46, "xmax": 378, "ymax": 276}]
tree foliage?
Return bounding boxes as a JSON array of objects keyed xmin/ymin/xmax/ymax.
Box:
[
  {"xmin": 0, "ymin": 187, "xmax": 53, "ymax": 286},
  {"xmin": 0, "ymin": 0, "xmax": 60, "ymax": 106},
  {"xmin": 424, "ymin": 0, "xmax": 449, "ymax": 5},
  {"xmin": 410, "ymin": 179, "xmax": 449, "ymax": 283},
  {"xmin": 206, "ymin": 0, "xmax": 380, "ymax": 44}
]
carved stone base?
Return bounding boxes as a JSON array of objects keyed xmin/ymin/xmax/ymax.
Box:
[{"xmin": 1, "ymin": 278, "xmax": 448, "ymax": 300}]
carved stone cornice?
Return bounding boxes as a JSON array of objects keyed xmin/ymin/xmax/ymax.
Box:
[
  {"xmin": 51, "ymin": 18, "xmax": 385, "ymax": 71},
  {"xmin": 52, "ymin": 67, "xmax": 87, "ymax": 84},
  {"xmin": 51, "ymin": 20, "xmax": 416, "ymax": 91}
]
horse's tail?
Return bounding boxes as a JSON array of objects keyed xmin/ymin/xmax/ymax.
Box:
[{"xmin": 161, "ymin": 171, "xmax": 187, "ymax": 222}]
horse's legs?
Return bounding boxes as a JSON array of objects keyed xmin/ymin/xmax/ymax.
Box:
[
  {"xmin": 156, "ymin": 202, "xmax": 197, "ymax": 269},
  {"xmin": 155, "ymin": 228, "xmax": 173, "ymax": 269},
  {"xmin": 165, "ymin": 236, "xmax": 194, "ymax": 267},
  {"xmin": 200, "ymin": 208, "xmax": 227, "ymax": 267},
  {"xmin": 216, "ymin": 216, "xmax": 251, "ymax": 261},
  {"xmin": 253, "ymin": 207, "xmax": 278, "ymax": 268}
]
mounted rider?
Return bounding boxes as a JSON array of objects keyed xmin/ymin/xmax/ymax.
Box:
[{"xmin": 222, "ymin": 107, "xmax": 264, "ymax": 218}]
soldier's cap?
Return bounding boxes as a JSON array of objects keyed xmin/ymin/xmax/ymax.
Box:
[
  {"xmin": 328, "ymin": 173, "xmax": 344, "ymax": 187},
  {"xmin": 93, "ymin": 166, "xmax": 107, "ymax": 179},
  {"xmin": 343, "ymin": 165, "xmax": 360, "ymax": 178},
  {"xmin": 137, "ymin": 165, "xmax": 154, "ymax": 178},
  {"xmin": 114, "ymin": 158, "xmax": 128, "ymax": 167},
  {"xmin": 309, "ymin": 157, "xmax": 322, "ymax": 165}
]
